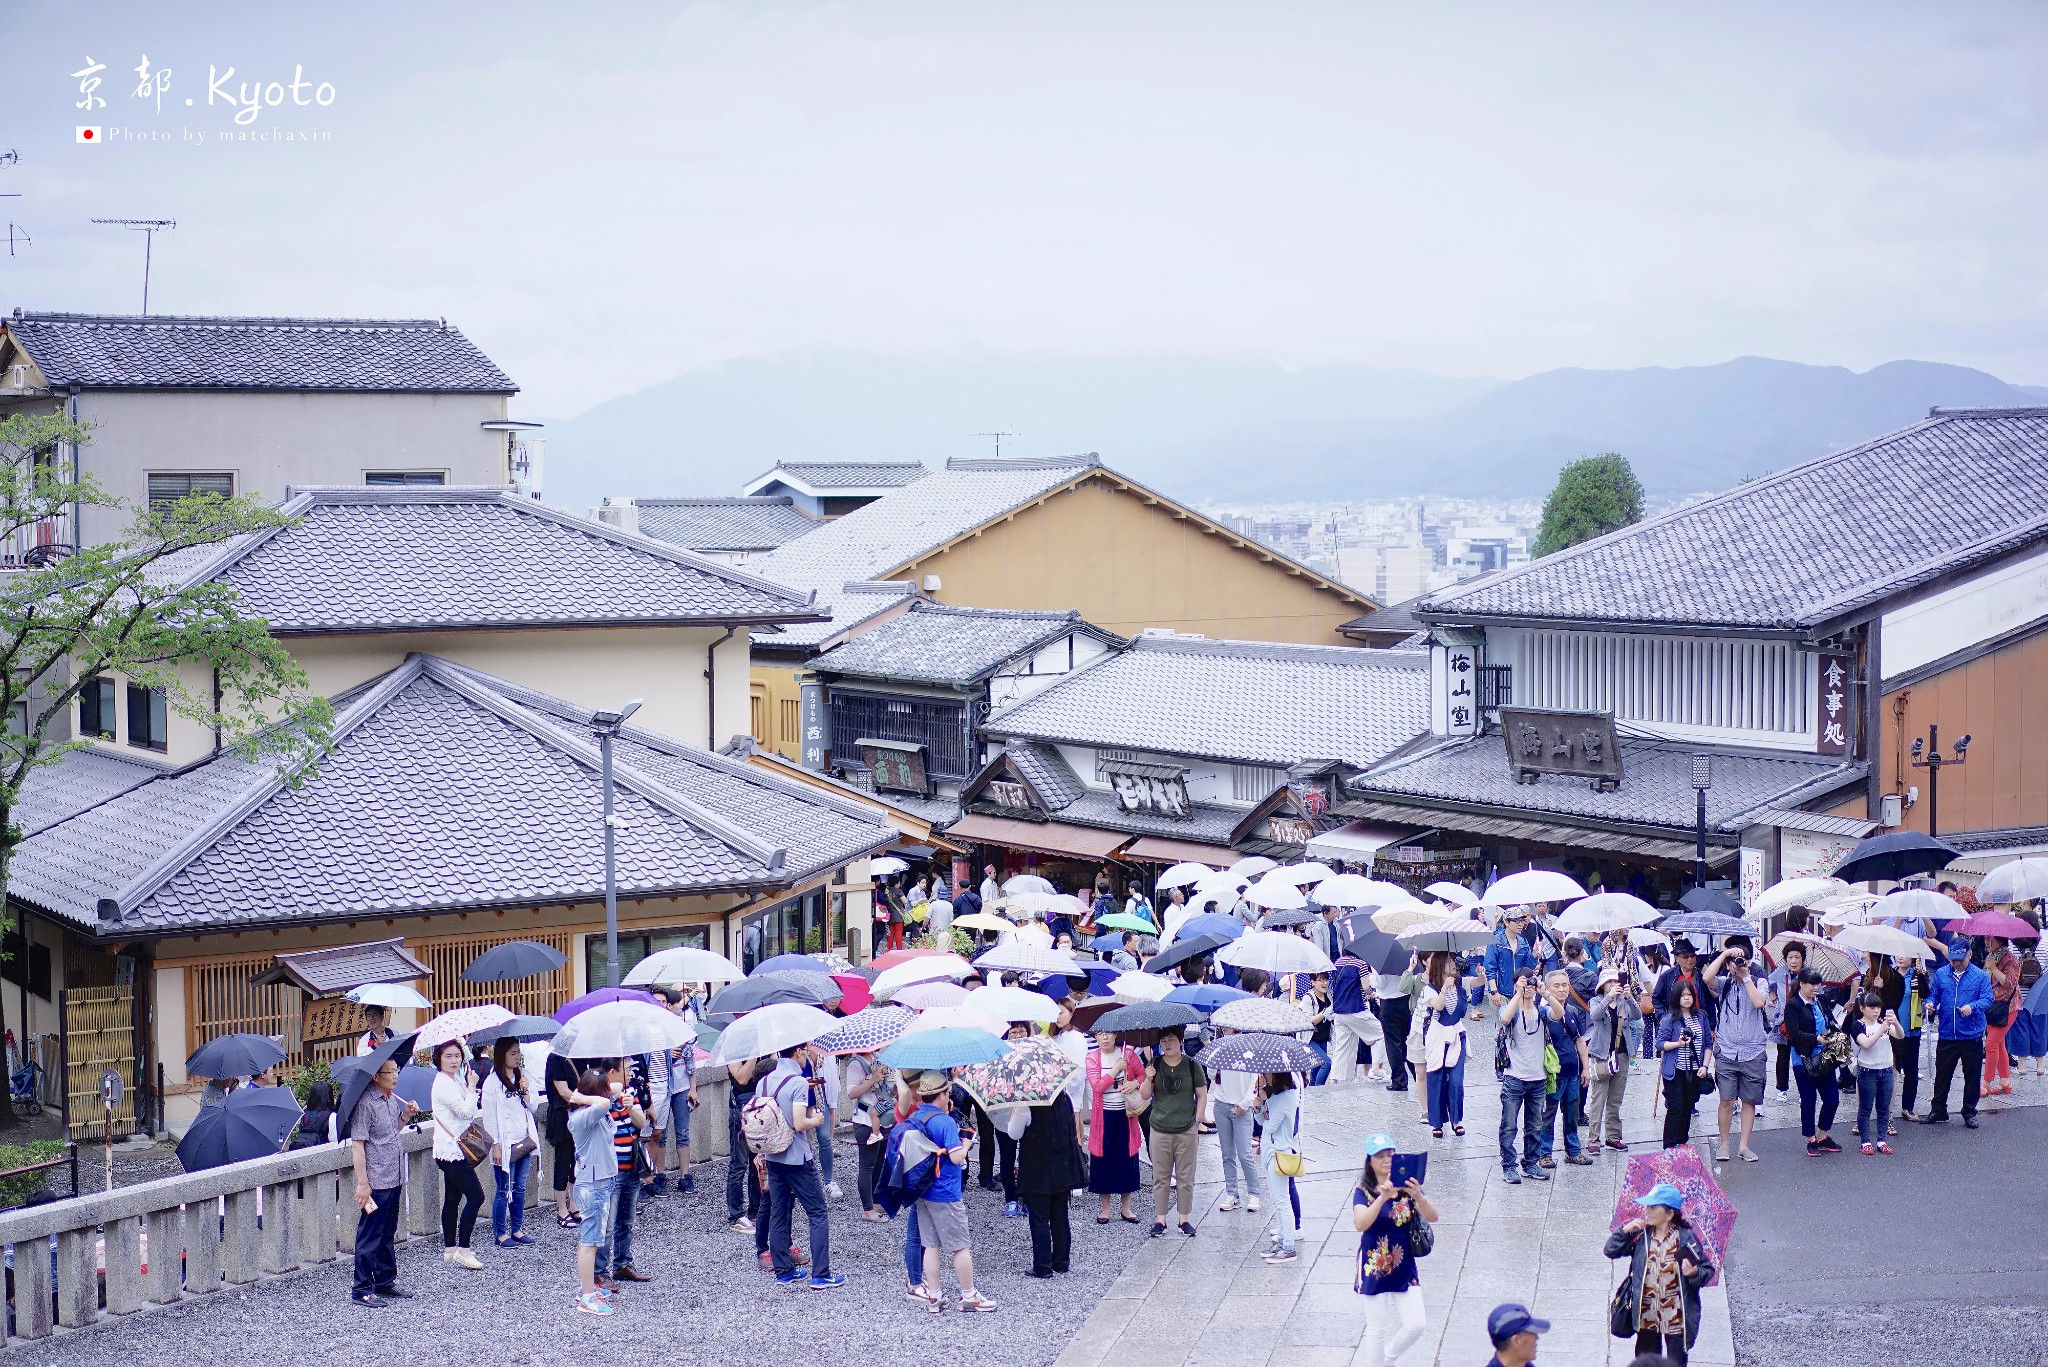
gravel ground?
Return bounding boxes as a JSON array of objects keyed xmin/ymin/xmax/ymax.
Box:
[
  {"xmin": 3, "ymin": 1109, "xmax": 183, "ymax": 1198},
  {"xmin": 11, "ymin": 1148, "xmax": 1144, "ymax": 1367}
]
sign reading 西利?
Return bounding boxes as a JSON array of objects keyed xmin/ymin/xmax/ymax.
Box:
[
  {"xmin": 1499, "ymin": 706, "xmax": 1623, "ymax": 790},
  {"xmin": 858, "ymin": 740, "xmax": 927, "ymax": 795},
  {"xmin": 799, "ymin": 682, "xmax": 827, "ymax": 770},
  {"xmin": 1815, "ymin": 652, "xmax": 1854, "ymax": 756}
]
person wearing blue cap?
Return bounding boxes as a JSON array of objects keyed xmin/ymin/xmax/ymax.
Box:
[
  {"xmin": 1483, "ymin": 1302, "xmax": 1550, "ymax": 1367},
  {"xmin": 1923, "ymin": 935, "xmax": 1993, "ymax": 1127},
  {"xmin": 1352, "ymin": 1133, "xmax": 1438, "ymax": 1364},
  {"xmin": 1606, "ymin": 1182, "xmax": 1714, "ymax": 1364}
]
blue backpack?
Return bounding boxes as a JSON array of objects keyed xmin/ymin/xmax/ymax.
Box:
[{"xmin": 875, "ymin": 1114, "xmax": 942, "ymax": 1218}]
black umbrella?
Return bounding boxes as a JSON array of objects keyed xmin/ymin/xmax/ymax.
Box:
[
  {"xmin": 176, "ymin": 1085, "xmax": 304, "ymax": 1171},
  {"xmin": 461, "ymin": 940, "xmax": 569, "ymax": 984},
  {"xmin": 185, "ymin": 1032, "xmax": 287, "ymax": 1080},
  {"xmin": 706, "ymin": 970, "xmax": 840, "ymax": 1016},
  {"xmin": 334, "ymin": 1031, "xmax": 419, "ymax": 1138},
  {"xmin": 1341, "ymin": 931, "xmax": 1414, "ymax": 976},
  {"xmin": 1195, "ymin": 1031, "xmax": 1320, "ymax": 1074},
  {"xmin": 1092, "ymin": 1001, "xmax": 1207, "ymax": 1034},
  {"xmin": 1259, "ymin": 907, "xmax": 1317, "ymax": 929},
  {"xmin": 1144, "ymin": 933, "xmax": 1231, "ymax": 975},
  {"xmin": 1678, "ymin": 886, "xmax": 1744, "ymax": 918},
  {"xmin": 1831, "ymin": 831, "xmax": 1960, "ymax": 885},
  {"xmin": 467, "ymin": 1014, "xmax": 562, "ymax": 1047}
]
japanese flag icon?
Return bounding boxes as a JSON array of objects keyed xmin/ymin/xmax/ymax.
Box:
[{"xmin": 76, "ymin": 126, "xmax": 103, "ymax": 144}]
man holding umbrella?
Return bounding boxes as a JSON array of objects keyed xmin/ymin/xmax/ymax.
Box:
[{"xmin": 346, "ymin": 1042, "xmax": 420, "ymax": 1308}]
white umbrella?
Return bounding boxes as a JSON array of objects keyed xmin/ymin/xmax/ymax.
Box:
[
  {"xmin": 1832, "ymin": 923, "xmax": 1936, "ymax": 961},
  {"xmin": 1268, "ymin": 862, "xmax": 1335, "ymax": 888},
  {"xmin": 1219, "ymin": 930, "xmax": 1334, "ymax": 974},
  {"xmin": 1484, "ymin": 868, "xmax": 1588, "ymax": 906},
  {"xmin": 1004, "ymin": 874, "xmax": 1056, "ymax": 896},
  {"xmin": 1424, "ymin": 881, "xmax": 1480, "ymax": 907},
  {"xmin": 973, "ymin": 944, "xmax": 1083, "ymax": 977},
  {"xmin": 1747, "ymin": 877, "xmax": 1850, "ymax": 922},
  {"xmin": 708, "ymin": 1001, "xmax": 840, "ymax": 1065},
  {"xmin": 1397, "ymin": 916, "xmax": 1495, "ymax": 954},
  {"xmin": 1627, "ymin": 927, "xmax": 1671, "ymax": 948},
  {"xmin": 1370, "ymin": 899, "xmax": 1444, "ymax": 935},
  {"xmin": 869, "ymin": 856, "xmax": 909, "ymax": 875},
  {"xmin": 1313, "ymin": 874, "xmax": 1413, "ymax": 909},
  {"xmin": 872, "ymin": 954, "xmax": 974, "ymax": 999},
  {"xmin": 1110, "ymin": 971, "xmax": 1174, "ymax": 1004},
  {"xmin": 558, "ymin": 1001, "xmax": 699, "ymax": 1059},
  {"xmin": 1874, "ymin": 888, "xmax": 1970, "ymax": 922},
  {"xmin": 895, "ymin": 981, "xmax": 970, "ymax": 1011},
  {"xmin": 1230, "ymin": 856, "xmax": 1280, "ymax": 877},
  {"xmin": 1977, "ymin": 857, "xmax": 2048, "ymax": 905},
  {"xmin": 965, "ymin": 985, "xmax": 1061, "ymax": 1024},
  {"xmin": 1241, "ymin": 877, "xmax": 1309, "ymax": 911},
  {"xmin": 903, "ymin": 1005, "xmax": 1008, "ymax": 1036},
  {"xmin": 1554, "ymin": 893, "xmax": 1662, "ymax": 935},
  {"xmin": 416, "ymin": 1004, "xmax": 512, "ymax": 1050},
  {"xmin": 347, "ymin": 982, "xmax": 432, "ymax": 1010},
  {"xmin": 1817, "ymin": 894, "xmax": 1882, "ymax": 928},
  {"xmin": 1156, "ymin": 862, "xmax": 1215, "ymax": 890},
  {"xmin": 1004, "ymin": 891, "xmax": 1092, "ymax": 921},
  {"xmin": 623, "ymin": 946, "xmax": 744, "ymax": 986}
]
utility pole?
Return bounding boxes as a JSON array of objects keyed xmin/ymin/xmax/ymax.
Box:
[
  {"xmin": 1909, "ymin": 724, "xmax": 1970, "ymax": 838},
  {"xmin": 590, "ymin": 699, "xmax": 644, "ymax": 986},
  {"xmin": 90, "ymin": 218, "xmax": 176, "ymax": 313}
]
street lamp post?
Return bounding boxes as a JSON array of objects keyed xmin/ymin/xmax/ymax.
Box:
[
  {"xmin": 1689, "ymin": 752, "xmax": 1712, "ymax": 891},
  {"xmin": 1909, "ymin": 724, "xmax": 1970, "ymax": 838},
  {"xmin": 591, "ymin": 699, "xmax": 644, "ymax": 987}
]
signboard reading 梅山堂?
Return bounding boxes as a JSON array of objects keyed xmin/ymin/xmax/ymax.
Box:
[{"xmin": 1499, "ymin": 706, "xmax": 1624, "ymax": 790}]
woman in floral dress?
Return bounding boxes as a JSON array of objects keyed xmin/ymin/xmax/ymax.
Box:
[{"xmin": 1352, "ymin": 1132, "xmax": 1439, "ymax": 1366}]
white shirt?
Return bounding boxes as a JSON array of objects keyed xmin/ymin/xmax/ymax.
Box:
[
  {"xmin": 981, "ymin": 877, "xmax": 1002, "ymax": 908},
  {"xmin": 430, "ymin": 1070, "xmax": 483, "ymax": 1163},
  {"xmin": 478, "ymin": 1068, "xmax": 539, "ymax": 1159}
]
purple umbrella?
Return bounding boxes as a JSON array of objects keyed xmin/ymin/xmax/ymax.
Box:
[
  {"xmin": 554, "ymin": 986, "xmax": 659, "ymax": 1023},
  {"xmin": 1614, "ymin": 1146, "xmax": 1736, "ymax": 1287}
]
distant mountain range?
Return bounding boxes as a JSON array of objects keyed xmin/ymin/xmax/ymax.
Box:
[{"xmin": 538, "ymin": 353, "xmax": 2046, "ymax": 514}]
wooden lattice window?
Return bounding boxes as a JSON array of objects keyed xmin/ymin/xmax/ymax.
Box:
[
  {"xmin": 407, "ymin": 928, "xmax": 575, "ymax": 1019},
  {"xmin": 186, "ymin": 949, "xmax": 326, "ymax": 1065}
]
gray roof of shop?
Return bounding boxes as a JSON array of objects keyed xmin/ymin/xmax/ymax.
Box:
[
  {"xmin": 151, "ymin": 486, "xmax": 821, "ymax": 632},
  {"xmin": 10, "ymin": 655, "xmax": 895, "ymax": 935},
  {"xmin": 633, "ymin": 497, "xmax": 820, "ymax": 552},
  {"xmin": 1003, "ymin": 741, "xmax": 1090, "ymax": 809},
  {"xmin": 12, "ymin": 747, "xmax": 164, "ymax": 837},
  {"xmin": 811, "ymin": 603, "xmax": 1120, "ymax": 687},
  {"xmin": 983, "ymin": 635, "xmax": 1430, "ymax": 768},
  {"xmin": 252, "ymin": 938, "xmax": 430, "ymax": 993},
  {"xmin": 3, "ymin": 311, "xmax": 516, "ymax": 392},
  {"xmin": 1350, "ymin": 733, "xmax": 1866, "ymax": 835},
  {"xmin": 745, "ymin": 462, "xmax": 931, "ymax": 492},
  {"xmin": 1419, "ymin": 407, "xmax": 2048, "ymax": 633}
]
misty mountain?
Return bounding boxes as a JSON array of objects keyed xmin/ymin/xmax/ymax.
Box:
[{"xmin": 538, "ymin": 354, "xmax": 2043, "ymax": 514}]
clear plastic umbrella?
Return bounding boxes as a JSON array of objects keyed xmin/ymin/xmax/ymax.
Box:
[
  {"xmin": 1977, "ymin": 857, "xmax": 2048, "ymax": 905},
  {"xmin": 1242, "ymin": 878, "xmax": 1309, "ymax": 911},
  {"xmin": 554, "ymin": 1001, "xmax": 697, "ymax": 1059},
  {"xmin": 1268, "ymin": 862, "xmax": 1335, "ymax": 888},
  {"xmin": 623, "ymin": 946, "xmax": 745, "ymax": 985},
  {"xmin": 1484, "ymin": 868, "xmax": 1588, "ymax": 906},
  {"xmin": 1313, "ymin": 874, "xmax": 1412, "ymax": 909},
  {"xmin": 964, "ymin": 985, "xmax": 1062, "ymax": 1023},
  {"xmin": 1554, "ymin": 893, "xmax": 1662, "ymax": 935},
  {"xmin": 1156, "ymin": 862, "xmax": 1217, "ymax": 890},
  {"xmin": 707, "ymin": 1002, "xmax": 839, "ymax": 1065},
  {"xmin": 346, "ymin": 982, "xmax": 432, "ymax": 1009},
  {"xmin": 1003, "ymin": 874, "xmax": 1057, "ymax": 896},
  {"xmin": 1219, "ymin": 930, "xmax": 1334, "ymax": 974},
  {"xmin": 1747, "ymin": 877, "xmax": 1850, "ymax": 922}
]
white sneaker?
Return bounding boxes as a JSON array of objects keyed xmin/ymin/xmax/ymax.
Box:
[
  {"xmin": 1245, "ymin": 1196, "xmax": 1261, "ymax": 1213},
  {"xmin": 1217, "ymin": 1194, "xmax": 1240, "ymax": 1212},
  {"xmin": 825, "ymin": 1181, "xmax": 843, "ymax": 1200}
]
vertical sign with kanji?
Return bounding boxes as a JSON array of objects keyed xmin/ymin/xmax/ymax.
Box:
[
  {"xmin": 1432, "ymin": 642, "xmax": 1479, "ymax": 737},
  {"xmin": 799, "ymin": 681, "xmax": 827, "ymax": 769},
  {"xmin": 1815, "ymin": 652, "xmax": 1854, "ymax": 756}
]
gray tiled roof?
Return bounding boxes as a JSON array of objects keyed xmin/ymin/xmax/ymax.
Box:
[
  {"xmin": 10, "ymin": 655, "xmax": 895, "ymax": 934},
  {"xmin": 13, "ymin": 747, "xmax": 166, "ymax": 837},
  {"xmin": 1003, "ymin": 741, "xmax": 1089, "ymax": 809},
  {"xmin": 811, "ymin": 603, "xmax": 1120, "ymax": 686},
  {"xmin": 1339, "ymin": 594, "xmax": 1431, "ymax": 640},
  {"xmin": 163, "ymin": 486, "xmax": 821, "ymax": 632},
  {"xmin": 1350, "ymin": 733, "xmax": 1866, "ymax": 834},
  {"xmin": 757, "ymin": 580, "xmax": 922, "ymax": 650},
  {"xmin": 1052, "ymin": 788, "xmax": 1245, "ymax": 843},
  {"xmin": 744, "ymin": 462, "xmax": 930, "ymax": 492},
  {"xmin": 1421, "ymin": 407, "xmax": 2048, "ymax": 632},
  {"xmin": 4, "ymin": 311, "xmax": 516, "ymax": 392},
  {"xmin": 983, "ymin": 636, "xmax": 1430, "ymax": 768},
  {"xmin": 633, "ymin": 497, "xmax": 819, "ymax": 552}
]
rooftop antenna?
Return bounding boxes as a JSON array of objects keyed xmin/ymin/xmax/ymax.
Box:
[
  {"xmin": 90, "ymin": 218, "xmax": 176, "ymax": 313},
  {"xmin": 4, "ymin": 225, "xmax": 27, "ymax": 258},
  {"xmin": 971, "ymin": 431, "xmax": 1018, "ymax": 459},
  {"xmin": 0, "ymin": 149, "xmax": 17, "ymax": 200}
]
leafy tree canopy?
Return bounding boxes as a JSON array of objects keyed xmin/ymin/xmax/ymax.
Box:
[{"xmin": 1533, "ymin": 452, "xmax": 1645, "ymax": 556}]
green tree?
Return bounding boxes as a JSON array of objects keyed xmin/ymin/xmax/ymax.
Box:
[
  {"xmin": 0, "ymin": 411, "xmax": 332, "ymax": 1126},
  {"xmin": 1532, "ymin": 452, "xmax": 1645, "ymax": 556}
]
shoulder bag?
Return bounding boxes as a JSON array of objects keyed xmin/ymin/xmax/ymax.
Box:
[
  {"xmin": 1272, "ymin": 1103, "xmax": 1305, "ymax": 1177},
  {"xmin": 437, "ymin": 1112, "xmax": 492, "ymax": 1166}
]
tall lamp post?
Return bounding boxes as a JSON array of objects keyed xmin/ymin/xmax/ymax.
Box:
[
  {"xmin": 1689, "ymin": 753, "xmax": 1712, "ymax": 890},
  {"xmin": 591, "ymin": 699, "xmax": 644, "ymax": 987},
  {"xmin": 1909, "ymin": 725, "xmax": 1970, "ymax": 837}
]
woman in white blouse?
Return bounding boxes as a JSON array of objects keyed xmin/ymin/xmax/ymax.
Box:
[
  {"xmin": 479, "ymin": 1037, "xmax": 541, "ymax": 1248},
  {"xmin": 429, "ymin": 1040, "xmax": 487, "ymax": 1269}
]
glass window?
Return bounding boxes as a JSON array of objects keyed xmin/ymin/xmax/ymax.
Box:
[
  {"xmin": 147, "ymin": 472, "xmax": 234, "ymax": 513},
  {"xmin": 363, "ymin": 471, "xmax": 448, "ymax": 487},
  {"xmin": 126, "ymin": 682, "xmax": 167, "ymax": 752},
  {"xmin": 79, "ymin": 675, "xmax": 116, "ymax": 739},
  {"xmin": 0, "ymin": 929, "xmax": 52, "ymax": 1000},
  {"xmin": 584, "ymin": 924, "xmax": 711, "ymax": 990}
]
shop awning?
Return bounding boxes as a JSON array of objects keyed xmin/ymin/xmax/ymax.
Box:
[
  {"xmin": 1338, "ymin": 800, "xmax": 1737, "ymax": 867},
  {"xmin": 1305, "ymin": 821, "xmax": 1421, "ymax": 862},
  {"xmin": 1123, "ymin": 836, "xmax": 1241, "ymax": 866},
  {"xmin": 946, "ymin": 814, "xmax": 1131, "ymax": 861},
  {"xmin": 250, "ymin": 937, "xmax": 432, "ymax": 995}
]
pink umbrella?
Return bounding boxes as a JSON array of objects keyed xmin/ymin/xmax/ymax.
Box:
[
  {"xmin": 416, "ymin": 1004, "xmax": 514, "ymax": 1049},
  {"xmin": 830, "ymin": 973, "xmax": 874, "ymax": 1013},
  {"xmin": 1614, "ymin": 1146, "xmax": 1736, "ymax": 1286},
  {"xmin": 1954, "ymin": 909, "xmax": 2040, "ymax": 940}
]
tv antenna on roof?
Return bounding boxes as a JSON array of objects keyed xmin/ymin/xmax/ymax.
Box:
[
  {"xmin": 90, "ymin": 217, "xmax": 176, "ymax": 313},
  {"xmin": 971, "ymin": 431, "xmax": 1018, "ymax": 458},
  {"xmin": 4, "ymin": 225, "xmax": 27, "ymax": 258}
]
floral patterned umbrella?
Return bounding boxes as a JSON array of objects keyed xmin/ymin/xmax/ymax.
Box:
[
  {"xmin": 954, "ymin": 1037, "xmax": 1081, "ymax": 1110},
  {"xmin": 1614, "ymin": 1146, "xmax": 1736, "ymax": 1287}
]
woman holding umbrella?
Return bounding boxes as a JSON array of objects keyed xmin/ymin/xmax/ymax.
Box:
[
  {"xmin": 1984, "ymin": 935, "xmax": 2023, "ymax": 1096},
  {"xmin": 1605, "ymin": 1182, "xmax": 1715, "ymax": 1365},
  {"xmin": 1086, "ymin": 1029, "xmax": 1145, "ymax": 1224},
  {"xmin": 1258, "ymin": 1069, "xmax": 1304, "ymax": 1263}
]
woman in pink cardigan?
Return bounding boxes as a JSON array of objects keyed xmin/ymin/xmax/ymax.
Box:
[{"xmin": 1087, "ymin": 1031, "xmax": 1145, "ymax": 1223}]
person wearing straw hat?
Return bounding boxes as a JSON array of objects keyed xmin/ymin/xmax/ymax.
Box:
[{"xmin": 1606, "ymin": 1182, "xmax": 1714, "ymax": 1365}]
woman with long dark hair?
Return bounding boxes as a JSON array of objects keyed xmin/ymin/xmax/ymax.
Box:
[
  {"xmin": 1353, "ymin": 1132, "xmax": 1438, "ymax": 1364},
  {"xmin": 1257, "ymin": 1070, "xmax": 1303, "ymax": 1263},
  {"xmin": 430, "ymin": 1039, "xmax": 487, "ymax": 1269},
  {"xmin": 480, "ymin": 1036, "xmax": 540, "ymax": 1247},
  {"xmin": 1420, "ymin": 952, "xmax": 1468, "ymax": 1139},
  {"xmin": 1655, "ymin": 982, "xmax": 1712, "ymax": 1150}
]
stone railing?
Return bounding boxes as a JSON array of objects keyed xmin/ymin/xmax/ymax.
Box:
[{"xmin": 0, "ymin": 1069, "xmax": 736, "ymax": 1345}]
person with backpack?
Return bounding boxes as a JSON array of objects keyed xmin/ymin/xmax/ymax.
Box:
[
  {"xmin": 905, "ymin": 1073, "xmax": 995, "ymax": 1313},
  {"xmin": 1496, "ymin": 971, "xmax": 1551, "ymax": 1184},
  {"xmin": 1702, "ymin": 943, "xmax": 1771, "ymax": 1164},
  {"xmin": 1535, "ymin": 970, "xmax": 1592, "ymax": 1169},
  {"xmin": 746, "ymin": 1042, "xmax": 843, "ymax": 1290}
]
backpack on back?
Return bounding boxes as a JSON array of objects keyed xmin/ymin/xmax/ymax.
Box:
[
  {"xmin": 738, "ymin": 1074, "xmax": 796, "ymax": 1156},
  {"xmin": 875, "ymin": 1114, "xmax": 943, "ymax": 1217}
]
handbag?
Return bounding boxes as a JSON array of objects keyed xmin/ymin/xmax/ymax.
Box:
[
  {"xmin": 1409, "ymin": 1210, "xmax": 1435, "ymax": 1257},
  {"xmin": 1610, "ymin": 1273, "xmax": 1639, "ymax": 1338},
  {"xmin": 508, "ymin": 1135, "xmax": 538, "ymax": 1164},
  {"xmin": 1273, "ymin": 1149, "xmax": 1306, "ymax": 1178},
  {"xmin": 438, "ymin": 1114, "xmax": 492, "ymax": 1166}
]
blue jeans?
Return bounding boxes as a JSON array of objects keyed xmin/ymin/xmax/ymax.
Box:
[
  {"xmin": 1261, "ymin": 1154, "xmax": 1297, "ymax": 1251},
  {"xmin": 574, "ymin": 1177, "xmax": 617, "ymax": 1249},
  {"xmin": 1308, "ymin": 1043, "xmax": 1332, "ymax": 1087},
  {"xmin": 1855, "ymin": 1066, "xmax": 1894, "ymax": 1146},
  {"xmin": 1539, "ymin": 1075, "xmax": 1583, "ymax": 1159},
  {"xmin": 601, "ymin": 1167, "xmax": 637, "ymax": 1274},
  {"xmin": 1795, "ymin": 1063, "xmax": 1840, "ymax": 1138},
  {"xmin": 1498, "ymin": 1075, "xmax": 1545, "ymax": 1173},
  {"xmin": 491, "ymin": 1154, "xmax": 531, "ymax": 1241},
  {"xmin": 902, "ymin": 1195, "xmax": 925, "ymax": 1283},
  {"xmin": 766, "ymin": 1159, "xmax": 831, "ymax": 1278},
  {"xmin": 816, "ymin": 1107, "xmax": 835, "ymax": 1185},
  {"xmin": 1427, "ymin": 1057, "xmax": 1466, "ymax": 1128},
  {"xmin": 1213, "ymin": 1105, "xmax": 1260, "ymax": 1198},
  {"xmin": 350, "ymin": 1185, "xmax": 402, "ymax": 1297}
]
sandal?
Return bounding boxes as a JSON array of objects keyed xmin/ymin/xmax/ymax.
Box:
[
  {"xmin": 1431, "ymin": 1128, "xmax": 1444, "ymax": 1139},
  {"xmin": 1452, "ymin": 1124, "xmax": 1465, "ymax": 1137},
  {"xmin": 1120, "ymin": 1213, "xmax": 1140, "ymax": 1224},
  {"xmin": 1095, "ymin": 1215, "xmax": 1112, "ymax": 1225},
  {"xmin": 557, "ymin": 1214, "xmax": 580, "ymax": 1229}
]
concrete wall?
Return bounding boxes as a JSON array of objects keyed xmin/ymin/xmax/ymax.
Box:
[
  {"xmin": 71, "ymin": 388, "xmax": 510, "ymax": 544},
  {"xmin": 1880, "ymin": 624, "xmax": 2048, "ymax": 838}
]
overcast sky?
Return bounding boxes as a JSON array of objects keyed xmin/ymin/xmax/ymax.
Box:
[{"xmin": 6, "ymin": 1, "xmax": 2045, "ymax": 418}]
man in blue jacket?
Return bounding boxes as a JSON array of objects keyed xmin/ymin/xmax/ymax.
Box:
[
  {"xmin": 1485, "ymin": 911, "xmax": 1545, "ymax": 1006},
  {"xmin": 1923, "ymin": 938, "xmax": 1994, "ymax": 1128}
]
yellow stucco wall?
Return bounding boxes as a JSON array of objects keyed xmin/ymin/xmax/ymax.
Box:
[
  {"xmin": 751, "ymin": 663, "xmax": 805, "ymax": 761},
  {"xmin": 901, "ymin": 477, "xmax": 1368, "ymax": 644}
]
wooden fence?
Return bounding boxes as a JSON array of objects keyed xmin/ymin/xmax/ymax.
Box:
[{"xmin": 61, "ymin": 987, "xmax": 134, "ymax": 1141}]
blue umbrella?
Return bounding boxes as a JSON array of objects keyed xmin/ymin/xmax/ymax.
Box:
[
  {"xmin": 1090, "ymin": 931, "xmax": 1125, "ymax": 952},
  {"xmin": 753, "ymin": 953, "xmax": 833, "ymax": 976},
  {"xmin": 394, "ymin": 1064, "xmax": 440, "ymax": 1111},
  {"xmin": 176, "ymin": 1085, "xmax": 305, "ymax": 1172},
  {"xmin": 1176, "ymin": 913, "xmax": 1249, "ymax": 942},
  {"xmin": 1657, "ymin": 911, "xmax": 1754, "ymax": 940},
  {"xmin": 1086, "ymin": 965, "xmax": 1118, "ymax": 997},
  {"xmin": 1165, "ymin": 984, "xmax": 1253, "ymax": 1011},
  {"xmin": 879, "ymin": 1028, "xmax": 1013, "ymax": 1070},
  {"xmin": 185, "ymin": 1032, "xmax": 286, "ymax": 1080}
]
